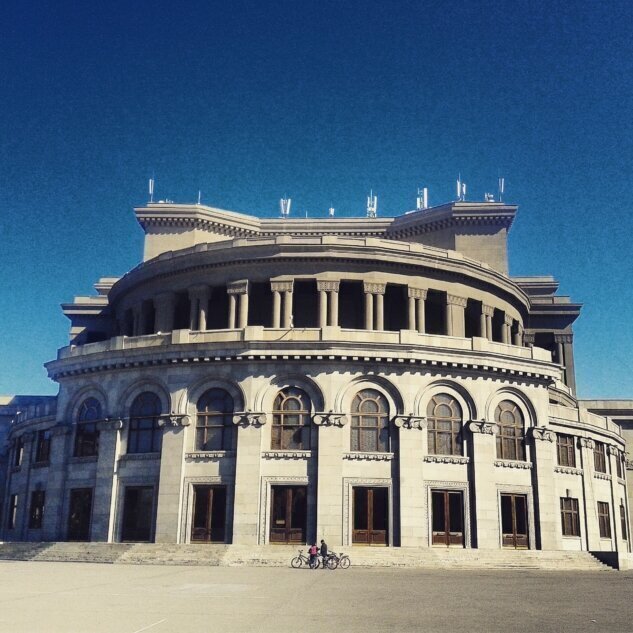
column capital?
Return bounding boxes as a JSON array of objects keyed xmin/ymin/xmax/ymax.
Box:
[
  {"xmin": 468, "ymin": 420, "xmax": 498, "ymax": 435},
  {"xmin": 503, "ymin": 314, "xmax": 514, "ymax": 327},
  {"xmin": 270, "ymin": 280, "xmax": 294, "ymax": 293},
  {"xmin": 227, "ymin": 280, "xmax": 249, "ymax": 295},
  {"xmin": 481, "ymin": 304, "xmax": 495, "ymax": 317},
  {"xmin": 316, "ymin": 280, "xmax": 340, "ymax": 292},
  {"xmin": 97, "ymin": 417, "xmax": 124, "ymax": 431},
  {"xmin": 233, "ymin": 411, "xmax": 267, "ymax": 427},
  {"xmin": 554, "ymin": 333, "xmax": 573, "ymax": 344},
  {"xmin": 313, "ymin": 412, "xmax": 347, "ymax": 427},
  {"xmin": 578, "ymin": 437, "xmax": 595, "ymax": 449},
  {"xmin": 393, "ymin": 415, "xmax": 427, "ymax": 430},
  {"xmin": 408, "ymin": 287, "xmax": 428, "ymax": 300},
  {"xmin": 523, "ymin": 331, "xmax": 536, "ymax": 345},
  {"xmin": 158, "ymin": 414, "xmax": 191, "ymax": 428},
  {"xmin": 363, "ymin": 281, "xmax": 386, "ymax": 295},
  {"xmin": 607, "ymin": 445, "xmax": 621, "ymax": 457},
  {"xmin": 530, "ymin": 426, "xmax": 555, "ymax": 442},
  {"xmin": 447, "ymin": 294, "xmax": 468, "ymax": 308}
]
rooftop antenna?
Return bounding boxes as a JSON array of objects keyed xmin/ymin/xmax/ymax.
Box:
[
  {"xmin": 197, "ymin": 190, "xmax": 202, "ymax": 205},
  {"xmin": 484, "ymin": 193, "xmax": 495, "ymax": 202},
  {"xmin": 148, "ymin": 177, "xmax": 155, "ymax": 203},
  {"xmin": 329, "ymin": 206, "xmax": 335, "ymax": 217},
  {"xmin": 498, "ymin": 177, "xmax": 505, "ymax": 202},
  {"xmin": 416, "ymin": 187, "xmax": 428, "ymax": 211},
  {"xmin": 280, "ymin": 196, "xmax": 291, "ymax": 218},
  {"xmin": 367, "ymin": 190, "xmax": 378, "ymax": 218},
  {"xmin": 456, "ymin": 175, "xmax": 466, "ymax": 201}
]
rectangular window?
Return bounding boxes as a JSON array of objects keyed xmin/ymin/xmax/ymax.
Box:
[
  {"xmin": 598, "ymin": 501, "xmax": 611, "ymax": 539},
  {"xmin": 13, "ymin": 436, "xmax": 24, "ymax": 467},
  {"xmin": 556, "ymin": 434, "xmax": 576, "ymax": 468},
  {"xmin": 29, "ymin": 490, "xmax": 45, "ymax": 530},
  {"xmin": 7, "ymin": 494, "xmax": 18, "ymax": 530},
  {"xmin": 74, "ymin": 422, "xmax": 99, "ymax": 457},
  {"xmin": 616, "ymin": 452, "xmax": 623, "ymax": 479},
  {"xmin": 621, "ymin": 504, "xmax": 628, "ymax": 541},
  {"xmin": 560, "ymin": 497, "xmax": 580, "ymax": 537},
  {"xmin": 593, "ymin": 442, "xmax": 607, "ymax": 474},
  {"xmin": 35, "ymin": 430, "xmax": 52, "ymax": 464}
]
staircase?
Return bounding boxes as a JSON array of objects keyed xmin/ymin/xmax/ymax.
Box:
[{"xmin": 0, "ymin": 542, "xmax": 613, "ymax": 570}]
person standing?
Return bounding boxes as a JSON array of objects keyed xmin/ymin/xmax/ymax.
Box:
[
  {"xmin": 308, "ymin": 543, "xmax": 318, "ymax": 568},
  {"xmin": 320, "ymin": 539, "xmax": 328, "ymax": 569}
]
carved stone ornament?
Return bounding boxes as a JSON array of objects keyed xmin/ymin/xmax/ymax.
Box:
[
  {"xmin": 233, "ymin": 411, "xmax": 267, "ymax": 427},
  {"xmin": 158, "ymin": 414, "xmax": 191, "ymax": 428},
  {"xmin": 344, "ymin": 452, "xmax": 394, "ymax": 461},
  {"xmin": 468, "ymin": 420, "xmax": 498, "ymax": 435},
  {"xmin": 185, "ymin": 451, "xmax": 234, "ymax": 461},
  {"xmin": 227, "ymin": 280, "xmax": 248, "ymax": 295},
  {"xmin": 313, "ymin": 412, "xmax": 347, "ymax": 427},
  {"xmin": 393, "ymin": 415, "xmax": 426, "ymax": 430},
  {"xmin": 494, "ymin": 460, "xmax": 533, "ymax": 470},
  {"xmin": 447, "ymin": 294, "xmax": 468, "ymax": 308},
  {"xmin": 626, "ymin": 459, "xmax": 633, "ymax": 471},
  {"xmin": 607, "ymin": 445, "xmax": 621, "ymax": 457},
  {"xmin": 554, "ymin": 333, "xmax": 573, "ymax": 344},
  {"xmin": 363, "ymin": 282, "xmax": 386, "ymax": 295},
  {"xmin": 407, "ymin": 287, "xmax": 427, "ymax": 300},
  {"xmin": 554, "ymin": 466, "xmax": 583, "ymax": 476},
  {"xmin": 594, "ymin": 472, "xmax": 611, "ymax": 481},
  {"xmin": 530, "ymin": 427, "xmax": 555, "ymax": 443},
  {"xmin": 97, "ymin": 418, "xmax": 123, "ymax": 432},
  {"xmin": 481, "ymin": 304, "xmax": 495, "ymax": 318},
  {"xmin": 261, "ymin": 450, "xmax": 313, "ymax": 460},
  {"xmin": 271, "ymin": 280, "xmax": 294, "ymax": 293},
  {"xmin": 578, "ymin": 437, "xmax": 595, "ymax": 449},
  {"xmin": 316, "ymin": 280, "xmax": 340, "ymax": 292},
  {"xmin": 424, "ymin": 455, "xmax": 470, "ymax": 465}
]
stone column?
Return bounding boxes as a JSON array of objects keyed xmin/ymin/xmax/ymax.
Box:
[
  {"xmin": 188, "ymin": 285, "xmax": 209, "ymax": 331},
  {"xmin": 155, "ymin": 414, "xmax": 190, "ymax": 543},
  {"xmin": 316, "ymin": 281, "xmax": 331, "ymax": 328},
  {"xmin": 375, "ymin": 292, "xmax": 385, "ymax": 330},
  {"xmin": 132, "ymin": 305, "xmax": 142, "ymax": 336},
  {"xmin": 272, "ymin": 281, "xmax": 294, "ymax": 328},
  {"xmin": 446, "ymin": 294, "xmax": 467, "ymax": 338},
  {"xmin": 469, "ymin": 421, "xmax": 500, "ymax": 548},
  {"xmin": 363, "ymin": 282, "xmax": 385, "ymax": 331},
  {"xmin": 561, "ymin": 334, "xmax": 576, "ymax": 394},
  {"xmin": 92, "ymin": 418, "xmax": 123, "ymax": 541},
  {"xmin": 407, "ymin": 295, "xmax": 416, "ymax": 330},
  {"xmin": 272, "ymin": 289, "xmax": 281, "ymax": 328},
  {"xmin": 530, "ymin": 427, "xmax": 559, "ymax": 549},
  {"xmin": 364, "ymin": 288, "xmax": 374, "ymax": 330},
  {"xmin": 232, "ymin": 413, "xmax": 266, "ymax": 544},
  {"xmin": 501, "ymin": 314, "xmax": 513, "ymax": 345},
  {"xmin": 317, "ymin": 280, "xmax": 340, "ymax": 327},
  {"xmin": 16, "ymin": 432, "xmax": 36, "ymax": 539},
  {"xmin": 513, "ymin": 323, "xmax": 524, "ymax": 347},
  {"xmin": 330, "ymin": 287, "xmax": 339, "ymax": 327},
  {"xmin": 482, "ymin": 305, "xmax": 494, "ymax": 341},
  {"xmin": 314, "ymin": 413, "xmax": 347, "ymax": 547},
  {"xmin": 395, "ymin": 416, "xmax": 427, "ymax": 546},
  {"xmin": 227, "ymin": 280, "xmax": 249, "ymax": 329},
  {"xmin": 416, "ymin": 289, "xmax": 427, "ymax": 334},
  {"xmin": 154, "ymin": 292, "xmax": 176, "ymax": 333},
  {"xmin": 579, "ymin": 437, "xmax": 600, "ymax": 550},
  {"xmin": 42, "ymin": 426, "xmax": 72, "ymax": 540},
  {"xmin": 608, "ymin": 446, "xmax": 627, "ymax": 554}
]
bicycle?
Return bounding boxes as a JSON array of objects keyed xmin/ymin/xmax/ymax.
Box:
[
  {"xmin": 290, "ymin": 549, "xmax": 320, "ymax": 569},
  {"xmin": 324, "ymin": 551, "xmax": 351, "ymax": 569}
]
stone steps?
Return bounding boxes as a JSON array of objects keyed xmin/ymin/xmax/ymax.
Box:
[{"xmin": 0, "ymin": 542, "xmax": 612, "ymax": 570}]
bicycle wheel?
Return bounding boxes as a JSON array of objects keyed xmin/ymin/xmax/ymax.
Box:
[
  {"xmin": 339, "ymin": 556, "xmax": 350, "ymax": 569},
  {"xmin": 291, "ymin": 556, "xmax": 303, "ymax": 568},
  {"xmin": 326, "ymin": 556, "xmax": 338, "ymax": 570},
  {"xmin": 309, "ymin": 557, "xmax": 319, "ymax": 569}
]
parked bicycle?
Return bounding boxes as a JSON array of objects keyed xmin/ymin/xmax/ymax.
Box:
[
  {"xmin": 290, "ymin": 549, "xmax": 320, "ymax": 569},
  {"xmin": 322, "ymin": 551, "xmax": 351, "ymax": 569}
]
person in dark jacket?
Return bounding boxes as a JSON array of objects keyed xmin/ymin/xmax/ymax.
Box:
[{"xmin": 320, "ymin": 539, "xmax": 328, "ymax": 569}]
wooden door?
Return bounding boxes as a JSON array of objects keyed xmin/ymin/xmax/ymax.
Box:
[
  {"xmin": 431, "ymin": 490, "xmax": 464, "ymax": 546},
  {"xmin": 191, "ymin": 485, "xmax": 227, "ymax": 542},
  {"xmin": 67, "ymin": 488, "xmax": 93, "ymax": 541},
  {"xmin": 352, "ymin": 487, "xmax": 388, "ymax": 546},
  {"xmin": 269, "ymin": 486, "xmax": 307, "ymax": 544},
  {"xmin": 501, "ymin": 494, "xmax": 529, "ymax": 548},
  {"xmin": 121, "ymin": 486, "xmax": 154, "ymax": 542}
]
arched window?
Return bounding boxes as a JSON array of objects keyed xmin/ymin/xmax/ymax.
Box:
[
  {"xmin": 271, "ymin": 388, "xmax": 311, "ymax": 450},
  {"xmin": 495, "ymin": 400, "xmax": 525, "ymax": 461},
  {"xmin": 427, "ymin": 394, "xmax": 463, "ymax": 456},
  {"xmin": 74, "ymin": 398, "xmax": 101, "ymax": 457},
  {"xmin": 196, "ymin": 389, "xmax": 235, "ymax": 451},
  {"xmin": 128, "ymin": 392, "xmax": 162, "ymax": 454},
  {"xmin": 351, "ymin": 389, "xmax": 390, "ymax": 452}
]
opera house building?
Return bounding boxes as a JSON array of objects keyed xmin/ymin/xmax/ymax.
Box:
[{"xmin": 1, "ymin": 197, "xmax": 631, "ymax": 561}]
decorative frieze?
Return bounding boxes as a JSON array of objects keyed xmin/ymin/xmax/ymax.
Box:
[
  {"xmin": 316, "ymin": 280, "xmax": 339, "ymax": 292},
  {"xmin": 313, "ymin": 412, "xmax": 347, "ymax": 427},
  {"xmin": 494, "ymin": 460, "xmax": 532, "ymax": 469},
  {"xmin": 261, "ymin": 450, "xmax": 313, "ymax": 460},
  {"xmin": 554, "ymin": 333, "xmax": 573, "ymax": 344},
  {"xmin": 343, "ymin": 452, "xmax": 394, "ymax": 461},
  {"xmin": 446, "ymin": 294, "xmax": 468, "ymax": 308},
  {"xmin": 554, "ymin": 466, "xmax": 583, "ymax": 476},
  {"xmin": 424, "ymin": 455, "xmax": 470, "ymax": 465},
  {"xmin": 185, "ymin": 451, "xmax": 234, "ymax": 461},
  {"xmin": 530, "ymin": 427, "xmax": 555, "ymax": 442},
  {"xmin": 233, "ymin": 411, "xmax": 266, "ymax": 427},
  {"xmin": 578, "ymin": 437, "xmax": 595, "ymax": 449},
  {"xmin": 468, "ymin": 420, "xmax": 498, "ymax": 435},
  {"xmin": 407, "ymin": 287, "xmax": 427, "ymax": 300},
  {"xmin": 270, "ymin": 280, "xmax": 294, "ymax": 293},
  {"xmin": 227, "ymin": 280, "xmax": 248, "ymax": 295},
  {"xmin": 594, "ymin": 472, "xmax": 611, "ymax": 481},
  {"xmin": 363, "ymin": 282, "xmax": 386, "ymax": 295},
  {"xmin": 393, "ymin": 415, "xmax": 426, "ymax": 430},
  {"xmin": 481, "ymin": 304, "xmax": 495, "ymax": 318}
]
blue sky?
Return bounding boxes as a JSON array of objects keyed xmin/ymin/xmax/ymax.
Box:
[{"xmin": 1, "ymin": 0, "xmax": 632, "ymax": 398}]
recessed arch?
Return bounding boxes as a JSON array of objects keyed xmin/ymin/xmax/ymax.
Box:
[
  {"xmin": 254, "ymin": 374, "xmax": 324, "ymax": 414},
  {"xmin": 183, "ymin": 376, "xmax": 246, "ymax": 417},
  {"xmin": 414, "ymin": 380, "xmax": 477, "ymax": 421},
  {"xmin": 64, "ymin": 384, "xmax": 109, "ymax": 423},
  {"xmin": 335, "ymin": 375, "xmax": 403, "ymax": 417},
  {"xmin": 118, "ymin": 378, "xmax": 170, "ymax": 419},
  {"xmin": 485, "ymin": 387, "xmax": 537, "ymax": 429}
]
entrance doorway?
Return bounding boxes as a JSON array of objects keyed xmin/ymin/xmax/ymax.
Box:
[
  {"xmin": 191, "ymin": 485, "xmax": 227, "ymax": 542},
  {"xmin": 269, "ymin": 486, "xmax": 307, "ymax": 544},
  {"xmin": 67, "ymin": 488, "xmax": 93, "ymax": 541},
  {"xmin": 431, "ymin": 490, "xmax": 464, "ymax": 546},
  {"xmin": 500, "ymin": 493, "xmax": 529, "ymax": 548},
  {"xmin": 121, "ymin": 486, "xmax": 154, "ymax": 542},
  {"xmin": 352, "ymin": 487, "xmax": 389, "ymax": 545}
]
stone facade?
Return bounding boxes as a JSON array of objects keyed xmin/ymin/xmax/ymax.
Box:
[{"xmin": 0, "ymin": 200, "xmax": 630, "ymax": 556}]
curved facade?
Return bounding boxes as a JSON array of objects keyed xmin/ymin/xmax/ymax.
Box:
[{"xmin": 1, "ymin": 200, "xmax": 630, "ymax": 554}]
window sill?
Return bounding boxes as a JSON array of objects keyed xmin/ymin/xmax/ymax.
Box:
[
  {"xmin": 594, "ymin": 472, "xmax": 611, "ymax": 481},
  {"xmin": 343, "ymin": 452, "xmax": 394, "ymax": 461},
  {"xmin": 262, "ymin": 450, "xmax": 313, "ymax": 460},
  {"xmin": 70, "ymin": 455, "xmax": 99, "ymax": 464},
  {"xmin": 554, "ymin": 466, "xmax": 582, "ymax": 476},
  {"xmin": 185, "ymin": 451, "xmax": 235, "ymax": 460},
  {"xmin": 494, "ymin": 459, "xmax": 532, "ymax": 470},
  {"xmin": 424, "ymin": 455, "xmax": 469, "ymax": 465},
  {"xmin": 120, "ymin": 452, "xmax": 161, "ymax": 461}
]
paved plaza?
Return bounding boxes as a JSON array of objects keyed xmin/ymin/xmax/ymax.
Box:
[{"xmin": 0, "ymin": 561, "xmax": 631, "ymax": 633}]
